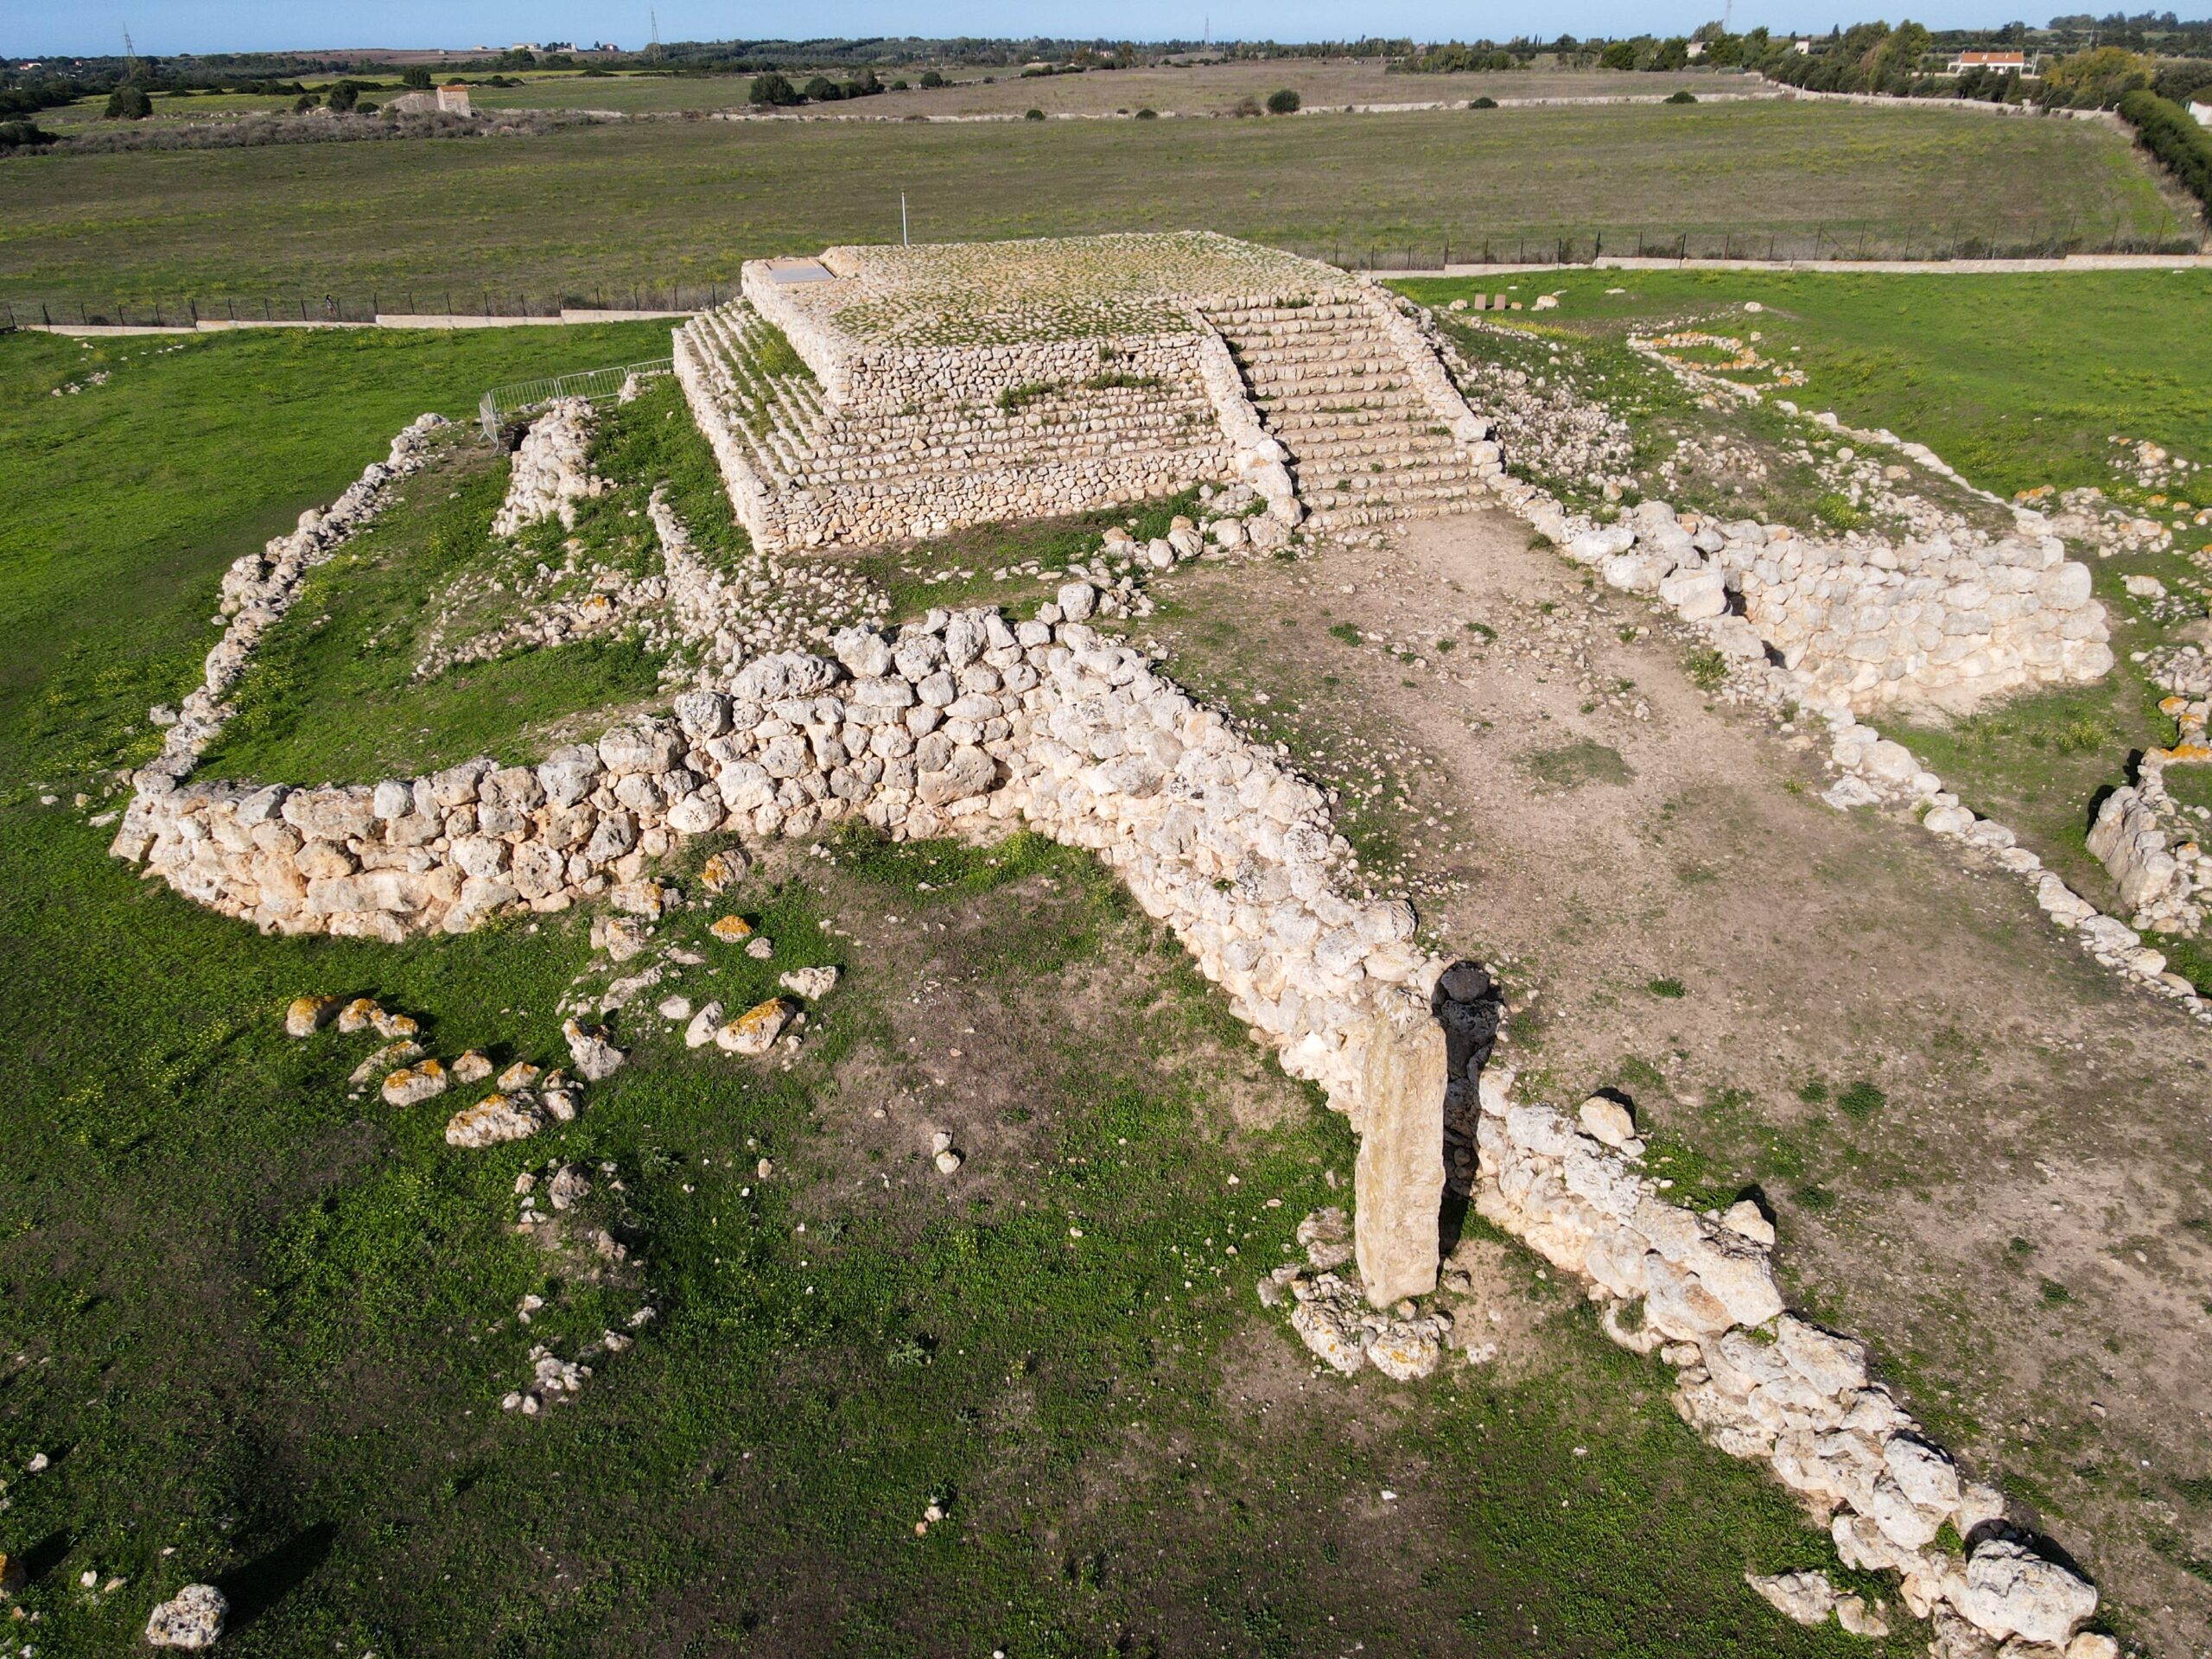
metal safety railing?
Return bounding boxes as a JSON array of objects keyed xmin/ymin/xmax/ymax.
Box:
[{"xmin": 478, "ymin": 356, "xmax": 675, "ymax": 442}]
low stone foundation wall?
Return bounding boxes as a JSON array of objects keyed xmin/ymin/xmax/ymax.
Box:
[
  {"xmin": 143, "ymin": 414, "xmax": 448, "ymax": 785},
  {"xmin": 1555, "ymin": 501, "xmax": 2112, "ymax": 714},
  {"xmin": 1472, "ymin": 1067, "xmax": 2104, "ymax": 1658}
]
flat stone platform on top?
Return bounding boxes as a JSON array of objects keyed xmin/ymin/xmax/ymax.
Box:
[{"xmin": 766, "ymin": 231, "xmax": 1343, "ymax": 348}]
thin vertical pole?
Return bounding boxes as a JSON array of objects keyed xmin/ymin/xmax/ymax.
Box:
[{"xmin": 901, "ymin": 192, "xmax": 910, "ymax": 245}]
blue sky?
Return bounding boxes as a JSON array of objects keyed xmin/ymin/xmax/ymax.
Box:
[{"xmin": 5, "ymin": 1, "xmax": 2051, "ymax": 59}]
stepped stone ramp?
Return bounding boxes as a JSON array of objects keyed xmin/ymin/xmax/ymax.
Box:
[
  {"xmin": 675, "ymin": 233, "xmax": 1500, "ymax": 550},
  {"xmin": 1205, "ymin": 296, "xmax": 1490, "ymax": 532}
]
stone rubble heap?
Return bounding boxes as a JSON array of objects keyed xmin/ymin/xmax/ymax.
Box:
[
  {"xmin": 2088, "ymin": 652, "xmax": 2209, "ymax": 939},
  {"xmin": 1469, "ymin": 1065, "xmax": 2107, "ymax": 1659},
  {"xmin": 1745, "ymin": 1567, "xmax": 1890, "ymax": 1639},
  {"xmin": 423, "ymin": 472, "xmax": 892, "ymax": 689},
  {"xmin": 143, "ymin": 414, "xmax": 448, "ymax": 785},
  {"xmin": 1411, "ymin": 308, "xmax": 1637, "ymax": 501},
  {"xmin": 490, "ymin": 396, "xmax": 607, "ymax": 537}
]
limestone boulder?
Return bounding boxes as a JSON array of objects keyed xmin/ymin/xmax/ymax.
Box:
[
  {"xmin": 445, "ymin": 1092, "xmax": 544, "ymax": 1149},
  {"xmin": 144, "ymin": 1584, "xmax": 227, "ymax": 1649},
  {"xmin": 1955, "ymin": 1540, "xmax": 2097, "ymax": 1647},
  {"xmin": 563, "ymin": 1018, "xmax": 626, "ymax": 1082}
]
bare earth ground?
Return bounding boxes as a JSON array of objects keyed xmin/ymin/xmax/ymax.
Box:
[{"xmin": 1137, "ymin": 507, "xmax": 2212, "ymax": 1656}]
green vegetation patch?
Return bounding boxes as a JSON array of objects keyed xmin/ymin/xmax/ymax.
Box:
[{"xmin": 1521, "ymin": 739, "xmax": 1634, "ymax": 790}]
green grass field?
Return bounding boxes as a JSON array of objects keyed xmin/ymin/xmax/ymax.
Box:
[
  {"xmin": 0, "ymin": 321, "xmax": 1910, "ymax": 1654},
  {"xmin": 0, "ymin": 99, "xmax": 2187, "ymax": 302}
]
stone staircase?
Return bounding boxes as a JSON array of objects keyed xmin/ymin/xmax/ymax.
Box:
[
  {"xmin": 1205, "ymin": 297, "xmax": 1489, "ymax": 531},
  {"xmin": 676, "ymin": 301, "xmax": 834, "ymax": 490}
]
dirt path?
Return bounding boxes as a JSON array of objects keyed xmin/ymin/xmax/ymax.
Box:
[{"xmin": 1146, "ymin": 505, "xmax": 2212, "ymax": 1656}]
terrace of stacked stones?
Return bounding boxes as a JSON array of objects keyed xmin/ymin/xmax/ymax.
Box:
[{"xmin": 675, "ymin": 232, "xmax": 1511, "ymax": 551}]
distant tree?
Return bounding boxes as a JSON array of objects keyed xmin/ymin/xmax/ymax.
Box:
[
  {"xmin": 2043, "ymin": 45, "xmax": 2154, "ymax": 107},
  {"xmin": 890, "ymin": 78, "xmax": 909, "ymax": 90},
  {"xmin": 919, "ymin": 68, "xmax": 944, "ymax": 87},
  {"xmin": 1599, "ymin": 41, "xmax": 1639, "ymax": 70},
  {"xmin": 749, "ymin": 72, "xmax": 800, "ymax": 106},
  {"xmin": 1266, "ymin": 86, "xmax": 1301, "ymax": 112},
  {"xmin": 802, "ymin": 75, "xmax": 839, "ymax": 101},
  {"xmin": 105, "ymin": 85, "xmax": 153, "ymax": 119},
  {"xmin": 0, "ymin": 118, "xmax": 56, "ymax": 148},
  {"xmin": 402, "ymin": 65, "xmax": 433, "ymax": 89},
  {"xmin": 1866, "ymin": 20, "xmax": 1932, "ymax": 91},
  {"xmin": 294, "ymin": 92, "xmax": 321, "ymax": 111},
  {"xmin": 325, "ymin": 79, "xmax": 360, "ymax": 112}
]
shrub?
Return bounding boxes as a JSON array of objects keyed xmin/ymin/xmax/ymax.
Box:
[
  {"xmin": 802, "ymin": 75, "xmax": 839, "ymax": 102},
  {"xmin": 1230, "ymin": 95, "xmax": 1262, "ymax": 117},
  {"xmin": 402, "ymin": 66, "xmax": 433, "ymax": 90},
  {"xmin": 325, "ymin": 80, "xmax": 360, "ymax": 113},
  {"xmin": 0, "ymin": 118, "xmax": 56, "ymax": 149},
  {"xmin": 1666, "ymin": 88, "xmax": 1698, "ymax": 104},
  {"xmin": 105, "ymin": 85, "xmax": 152, "ymax": 120},
  {"xmin": 1025, "ymin": 107, "xmax": 1045, "ymax": 120},
  {"xmin": 1266, "ymin": 87, "xmax": 1301, "ymax": 114},
  {"xmin": 1135, "ymin": 106, "xmax": 1158, "ymax": 118},
  {"xmin": 2118, "ymin": 90, "xmax": 2212, "ymax": 214},
  {"xmin": 1468, "ymin": 95, "xmax": 1498, "ymax": 109},
  {"xmin": 918, "ymin": 69, "xmax": 944, "ymax": 88},
  {"xmin": 294, "ymin": 92, "xmax": 321, "ymax": 111},
  {"xmin": 890, "ymin": 79, "xmax": 909, "ymax": 91},
  {"xmin": 749, "ymin": 72, "xmax": 800, "ymax": 107}
]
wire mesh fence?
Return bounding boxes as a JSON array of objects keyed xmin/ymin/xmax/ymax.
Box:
[
  {"xmin": 0, "ymin": 283, "xmax": 735, "ymax": 331},
  {"xmin": 478, "ymin": 358, "xmax": 676, "ymax": 442},
  {"xmin": 1274, "ymin": 225, "xmax": 2204, "ymax": 269},
  {"xmin": 3, "ymin": 227, "xmax": 2202, "ymax": 335}
]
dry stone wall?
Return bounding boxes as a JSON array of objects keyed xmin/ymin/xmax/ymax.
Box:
[
  {"xmin": 677, "ymin": 306, "xmax": 1240, "ymax": 551},
  {"xmin": 142, "ymin": 414, "xmax": 449, "ymax": 787},
  {"xmin": 1408, "ymin": 298, "xmax": 2202, "ymax": 1023},
  {"xmin": 1466, "ymin": 1066, "xmax": 2106, "ymax": 1659}
]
